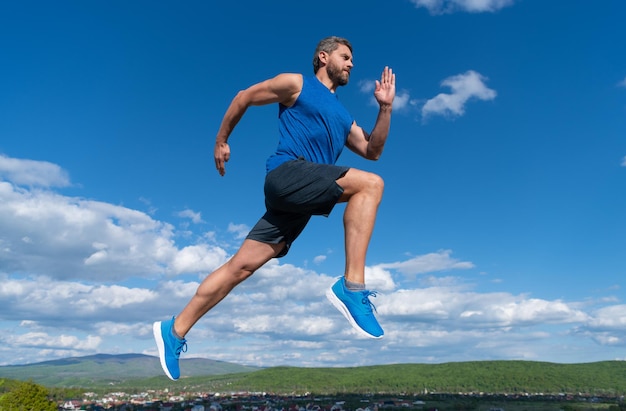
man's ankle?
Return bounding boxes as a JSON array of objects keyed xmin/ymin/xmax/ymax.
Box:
[{"xmin": 345, "ymin": 278, "xmax": 365, "ymax": 291}]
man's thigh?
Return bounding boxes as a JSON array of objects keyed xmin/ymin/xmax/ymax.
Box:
[{"xmin": 335, "ymin": 168, "xmax": 384, "ymax": 202}]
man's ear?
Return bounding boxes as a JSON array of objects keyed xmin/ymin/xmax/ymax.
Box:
[{"xmin": 318, "ymin": 51, "xmax": 329, "ymax": 65}]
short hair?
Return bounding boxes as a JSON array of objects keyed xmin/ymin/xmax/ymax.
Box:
[{"xmin": 312, "ymin": 36, "xmax": 353, "ymax": 74}]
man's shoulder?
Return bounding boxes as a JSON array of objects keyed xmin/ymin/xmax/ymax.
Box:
[
  {"xmin": 273, "ymin": 73, "xmax": 304, "ymax": 88},
  {"xmin": 270, "ymin": 73, "xmax": 304, "ymax": 106}
]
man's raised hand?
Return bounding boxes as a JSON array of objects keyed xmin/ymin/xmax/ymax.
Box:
[{"xmin": 374, "ymin": 66, "xmax": 396, "ymax": 108}]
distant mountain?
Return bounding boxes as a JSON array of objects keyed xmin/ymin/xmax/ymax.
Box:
[{"xmin": 0, "ymin": 353, "xmax": 260, "ymax": 387}]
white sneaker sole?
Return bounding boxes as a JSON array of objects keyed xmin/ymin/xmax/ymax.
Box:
[
  {"xmin": 153, "ymin": 321, "xmax": 177, "ymax": 380},
  {"xmin": 326, "ymin": 287, "xmax": 383, "ymax": 339}
]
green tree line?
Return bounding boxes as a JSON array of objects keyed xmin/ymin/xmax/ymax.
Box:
[{"xmin": 113, "ymin": 361, "xmax": 626, "ymax": 396}]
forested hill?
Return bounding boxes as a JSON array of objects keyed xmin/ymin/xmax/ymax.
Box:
[
  {"xmin": 1, "ymin": 356, "xmax": 626, "ymax": 395},
  {"xmin": 181, "ymin": 360, "xmax": 626, "ymax": 396}
]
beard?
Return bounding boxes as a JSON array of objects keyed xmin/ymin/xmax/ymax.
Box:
[{"xmin": 327, "ymin": 61, "xmax": 350, "ymax": 86}]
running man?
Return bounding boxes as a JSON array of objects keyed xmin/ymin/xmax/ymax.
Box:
[{"xmin": 154, "ymin": 36, "xmax": 396, "ymax": 380}]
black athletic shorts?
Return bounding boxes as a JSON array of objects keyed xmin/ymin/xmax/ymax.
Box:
[{"xmin": 246, "ymin": 158, "xmax": 349, "ymax": 258}]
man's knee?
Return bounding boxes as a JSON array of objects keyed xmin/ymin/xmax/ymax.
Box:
[
  {"xmin": 228, "ymin": 240, "xmax": 284, "ymax": 280},
  {"xmin": 355, "ymin": 171, "xmax": 384, "ymax": 202},
  {"xmin": 371, "ymin": 173, "xmax": 384, "ymax": 193},
  {"xmin": 338, "ymin": 169, "xmax": 384, "ymax": 200},
  {"xmin": 362, "ymin": 172, "xmax": 384, "ymax": 198}
]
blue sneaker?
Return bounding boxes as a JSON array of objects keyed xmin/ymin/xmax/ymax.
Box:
[
  {"xmin": 326, "ymin": 278, "xmax": 384, "ymax": 339},
  {"xmin": 153, "ymin": 317, "xmax": 187, "ymax": 380}
]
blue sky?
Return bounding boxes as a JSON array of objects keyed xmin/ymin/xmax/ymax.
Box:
[{"xmin": 1, "ymin": 0, "xmax": 625, "ymax": 369}]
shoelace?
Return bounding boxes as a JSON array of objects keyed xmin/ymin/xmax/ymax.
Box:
[
  {"xmin": 175, "ymin": 340, "xmax": 188, "ymax": 358},
  {"xmin": 360, "ymin": 290, "xmax": 379, "ymax": 313}
]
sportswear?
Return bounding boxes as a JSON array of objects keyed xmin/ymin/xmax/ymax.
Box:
[{"xmin": 266, "ymin": 75, "xmax": 353, "ymax": 173}]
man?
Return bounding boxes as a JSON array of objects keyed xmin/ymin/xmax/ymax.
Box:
[{"xmin": 154, "ymin": 36, "xmax": 396, "ymax": 380}]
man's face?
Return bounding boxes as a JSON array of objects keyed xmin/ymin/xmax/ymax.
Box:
[{"xmin": 326, "ymin": 44, "xmax": 353, "ymax": 86}]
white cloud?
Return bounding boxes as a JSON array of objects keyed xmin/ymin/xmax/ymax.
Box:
[
  {"xmin": 0, "ymin": 275, "xmax": 160, "ymax": 321},
  {"xmin": 170, "ymin": 244, "xmax": 228, "ymax": 274},
  {"xmin": 410, "ymin": 0, "xmax": 515, "ymax": 14},
  {"xmin": 621, "ymin": 156, "xmax": 626, "ymax": 167},
  {"xmin": 0, "ymin": 158, "xmax": 232, "ymax": 281},
  {"xmin": 422, "ymin": 70, "xmax": 496, "ymax": 120},
  {"xmin": 0, "ymin": 184, "xmax": 170, "ymax": 280},
  {"xmin": 234, "ymin": 314, "xmax": 334, "ymax": 336},
  {"xmin": 376, "ymin": 249, "xmax": 474, "ymax": 275},
  {"xmin": 618, "ymin": 77, "xmax": 626, "ymax": 88},
  {"xmin": 95, "ymin": 321, "xmax": 153, "ymax": 337},
  {"xmin": 5, "ymin": 331, "xmax": 101, "ymax": 351},
  {"xmin": 1, "ymin": 255, "xmax": 623, "ymax": 367},
  {"xmin": 585, "ymin": 305, "xmax": 626, "ymax": 330},
  {"xmin": 365, "ymin": 265, "xmax": 397, "ymax": 292},
  {"xmin": 573, "ymin": 305, "xmax": 626, "ymax": 347},
  {"xmin": 392, "ymin": 91, "xmax": 413, "ymax": 111},
  {"xmin": 0, "ymin": 154, "xmax": 70, "ymax": 188},
  {"xmin": 177, "ymin": 208, "xmax": 204, "ymax": 224},
  {"xmin": 313, "ymin": 255, "xmax": 326, "ymax": 264}
]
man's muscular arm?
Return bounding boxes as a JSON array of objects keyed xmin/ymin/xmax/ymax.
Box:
[{"xmin": 214, "ymin": 73, "xmax": 302, "ymax": 176}]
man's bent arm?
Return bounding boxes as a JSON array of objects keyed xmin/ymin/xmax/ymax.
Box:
[
  {"xmin": 214, "ymin": 73, "xmax": 303, "ymax": 175},
  {"xmin": 346, "ymin": 66, "xmax": 395, "ymax": 161}
]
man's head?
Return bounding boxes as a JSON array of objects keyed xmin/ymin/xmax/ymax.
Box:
[{"xmin": 313, "ymin": 36, "xmax": 353, "ymax": 74}]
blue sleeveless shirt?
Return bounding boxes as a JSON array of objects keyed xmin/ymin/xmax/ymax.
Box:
[{"xmin": 265, "ymin": 75, "xmax": 354, "ymax": 173}]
